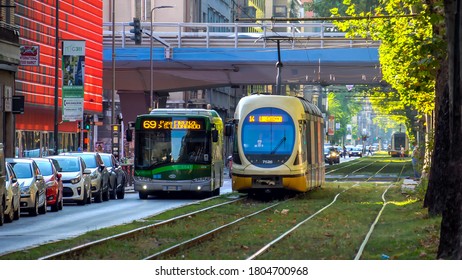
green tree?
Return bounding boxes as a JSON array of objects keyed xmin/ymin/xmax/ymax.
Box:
[
  {"xmin": 331, "ymin": 0, "xmax": 462, "ymax": 259},
  {"xmin": 326, "ymin": 89, "xmax": 362, "ymax": 144},
  {"xmin": 305, "ymin": 0, "xmax": 380, "ymax": 17}
]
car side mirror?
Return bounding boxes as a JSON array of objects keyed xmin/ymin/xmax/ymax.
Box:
[
  {"xmin": 83, "ymin": 168, "xmax": 91, "ymax": 175},
  {"xmin": 36, "ymin": 174, "xmax": 43, "ymax": 181}
]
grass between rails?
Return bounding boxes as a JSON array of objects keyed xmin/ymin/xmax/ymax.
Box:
[
  {"xmin": 1, "ymin": 181, "xmax": 440, "ymax": 260},
  {"xmin": 327, "ymin": 153, "xmax": 415, "ymax": 178}
]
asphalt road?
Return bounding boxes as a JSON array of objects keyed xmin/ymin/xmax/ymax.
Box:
[{"xmin": 0, "ymin": 178, "xmax": 233, "ymax": 256}]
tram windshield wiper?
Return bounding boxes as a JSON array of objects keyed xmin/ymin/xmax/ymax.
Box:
[{"xmin": 271, "ymin": 136, "xmax": 286, "ymax": 154}]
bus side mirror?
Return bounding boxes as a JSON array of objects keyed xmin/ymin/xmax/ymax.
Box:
[
  {"xmin": 225, "ymin": 123, "xmax": 234, "ymax": 137},
  {"xmin": 212, "ymin": 130, "xmax": 219, "ymax": 142}
]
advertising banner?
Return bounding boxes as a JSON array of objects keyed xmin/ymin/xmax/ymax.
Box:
[
  {"xmin": 328, "ymin": 116, "xmax": 335, "ymax": 136},
  {"xmin": 62, "ymin": 40, "xmax": 85, "ymax": 122}
]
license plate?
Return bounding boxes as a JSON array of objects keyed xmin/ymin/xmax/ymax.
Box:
[{"xmin": 163, "ymin": 185, "xmax": 181, "ymax": 191}]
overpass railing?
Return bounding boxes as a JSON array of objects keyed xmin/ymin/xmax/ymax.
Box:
[{"xmin": 103, "ymin": 22, "xmax": 380, "ymax": 49}]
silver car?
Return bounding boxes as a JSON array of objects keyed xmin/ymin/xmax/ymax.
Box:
[
  {"xmin": 47, "ymin": 156, "xmax": 92, "ymax": 205},
  {"xmin": 4, "ymin": 162, "xmax": 21, "ymax": 223},
  {"xmin": 6, "ymin": 158, "xmax": 47, "ymax": 216}
]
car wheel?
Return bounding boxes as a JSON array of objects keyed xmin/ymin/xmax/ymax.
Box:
[
  {"xmin": 77, "ymin": 189, "xmax": 86, "ymax": 206},
  {"xmin": 29, "ymin": 195, "xmax": 39, "ymax": 216},
  {"xmin": 51, "ymin": 196, "xmax": 59, "ymax": 212},
  {"xmin": 0, "ymin": 201, "xmax": 4, "ymax": 226},
  {"xmin": 139, "ymin": 192, "xmax": 148, "ymax": 199},
  {"xmin": 116, "ymin": 191, "xmax": 125, "ymax": 199},
  {"xmin": 103, "ymin": 181, "xmax": 110, "ymax": 202},
  {"xmin": 110, "ymin": 187, "xmax": 116, "ymax": 200},
  {"xmin": 38, "ymin": 198, "xmax": 47, "ymax": 215},
  {"xmin": 87, "ymin": 187, "xmax": 92, "ymax": 204},
  {"xmin": 94, "ymin": 186, "xmax": 103, "ymax": 203},
  {"xmin": 58, "ymin": 195, "xmax": 64, "ymax": 210},
  {"xmin": 13, "ymin": 203, "xmax": 20, "ymax": 220},
  {"xmin": 5, "ymin": 200, "xmax": 15, "ymax": 223}
]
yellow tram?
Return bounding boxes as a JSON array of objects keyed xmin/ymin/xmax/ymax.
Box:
[{"xmin": 226, "ymin": 94, "xmax": 325, "ymax": 194}]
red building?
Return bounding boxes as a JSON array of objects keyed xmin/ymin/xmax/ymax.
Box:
[{"xmin": 14, "ymin": 0, "xmax": 103, "ymax": 156}]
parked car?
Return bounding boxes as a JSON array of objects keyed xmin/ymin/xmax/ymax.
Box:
[
  {"xmin": 47, "ymin": 155, "xmax": 92, "ymax": 205},
  {"xmin": 324, "ymin": 147, "xmax": 340, "ymax": 165},
  {"xmin": 6, "ymin": 158, "xmax": 47, "ymax": 216},
  {"xmin": 349, "ymin": 147, "xmax": 363, "ymax": 157},
  {"xmin": 99, "ymin": 153, "xmax": 126, "ymax": 199},
  {"xmin": 4, "ymin": 162, "xmax": 21, "ymax": 223},
  {"xmin": 1, "ymin": 143, "xmax": 6, "ymax": 226},
  {"xmin": 60, "ymin": 152, "xmax": 110, "ymax": 203},
  {"xmin": 33, "ymin": 158, "xmax": 64, "ymax": 212}
]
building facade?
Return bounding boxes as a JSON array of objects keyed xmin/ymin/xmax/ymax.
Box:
[
  {"xmin": 14, "ymin": 0, "xmax": 104, "ymax": 157},
  {"xmin": 0, "ymin": 1, "xmax": 20, "ymax": 158}
]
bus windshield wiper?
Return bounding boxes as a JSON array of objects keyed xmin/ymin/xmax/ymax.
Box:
[{"xmin": 271, "ymin": 136, "xmax": 286, "ymax": 154}]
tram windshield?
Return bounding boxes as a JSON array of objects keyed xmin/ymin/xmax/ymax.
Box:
[
  {"xmin": 241, "ymin": 108, "xmax": 295, "ymax": 167},
  {"xmin": 135, "ymin": 129, "xmax": 210, "ymax": 169}
]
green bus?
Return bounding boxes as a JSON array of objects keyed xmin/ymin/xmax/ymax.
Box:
[{"xmin": 133, "ymin": 109, "xmax": 224, "ymax": 199}]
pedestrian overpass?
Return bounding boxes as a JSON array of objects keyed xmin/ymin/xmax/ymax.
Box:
[{"xmin": 102, "ymin": 22, "xmax": 382, "ymax": 93}]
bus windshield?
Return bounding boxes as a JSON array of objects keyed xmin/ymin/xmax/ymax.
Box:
[{"xmin": 135, "ymin": 129, "xmax": 210, "ymax": 169}]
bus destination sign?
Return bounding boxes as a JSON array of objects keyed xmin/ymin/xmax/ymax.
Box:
[{"xmin": 142, "ymin": 118, "xmax": 204, "ymax": 130}]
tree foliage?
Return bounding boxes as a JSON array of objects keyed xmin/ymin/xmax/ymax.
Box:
[
  {"xmin": 331, "ymin": 0, "xmax": 445, "ymax": 117},
  {"xmin": 305, "ymin": 0, "xmax": 380, "ymax": 17},
  {"xmin": 326, "ymin": 89, "xmax": 363, "ymax": 144}
]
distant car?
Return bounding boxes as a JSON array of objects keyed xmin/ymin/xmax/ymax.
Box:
[
  {"xmin": 99, "ymin": 153, "xmax": 126, "ymax": 200},
  {"xmin": 6, "ymin": 158, "xmax": 47, "ymax": 216},
  {"xmin": 324, "ymin": 147, "xmax": 340, "ymax": 165},
  {"xmin": 4, "ymin": 162, "xmax": 21, "ymax": 223},
  {"xmin": 47, "ymin": 155, "xmax": 92, "ymax": 205},
  {"xmin": 349, "ymin": 147, "xmax": 363, "ymax": 157},
  {"xmin": 60, "ymin": 152, "xmax": 110, "ymax": 203},
  {"xmin": 33, "ymin": 158, "xmax": 64, "ymax": 212}
]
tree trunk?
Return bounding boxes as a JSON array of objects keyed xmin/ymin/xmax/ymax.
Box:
[
  {"xmin": 437, "ymin": 0, "xmax": 462, "ymax": 259},
  {"xmin": 424, "ymin": 60, "xmax": 449, "ymax": 216}
]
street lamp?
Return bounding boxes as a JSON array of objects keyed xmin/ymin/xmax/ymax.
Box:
[{"xmin": 150, "ymin": 5, "xmax": 173, "ymax": 111}]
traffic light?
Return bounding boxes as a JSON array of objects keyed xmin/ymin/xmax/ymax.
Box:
[
  {"xmin": 84, "ymin": 116, "xmax": 91, "ymax": 130},
  {"xmin": 126, "ymin": 128, "xmax": 133, "ymax": 142},
  {"xmin": 129, "ymin": 17, "xmax": 142, "ymax": 45}
]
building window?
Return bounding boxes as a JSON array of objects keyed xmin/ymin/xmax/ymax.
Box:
[{"xmin": 273, "ymin": 5, "xmax": 287, "ymax": 18}]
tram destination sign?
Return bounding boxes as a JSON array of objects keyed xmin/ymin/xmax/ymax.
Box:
[{"xmin": 142, "ymin": 118, "xmax": 205, "ymax": 130}]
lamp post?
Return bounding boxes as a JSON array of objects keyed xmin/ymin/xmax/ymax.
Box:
[
  {"xmin": 53, "ymin": 0, "xmax": 60, "ymax": 155},
  {"xmin": 150, "ymin": 5, "xmax": 173, "ymax": 111}
]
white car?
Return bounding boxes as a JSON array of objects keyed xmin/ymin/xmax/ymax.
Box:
[
  {"xmin": 4, "ymin": 162, "xmax": 21, "ymax": 223},
  {"xmin": 60, "ymin": 152, "xmax": 110, "ymax": 203},
  {"xmin": 6, "ymin": 158, "xmax": 47, "ymax": 216},
  {"xmin": 47, "ymin": 156, "xmax": 92, "ymax": 205}
]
